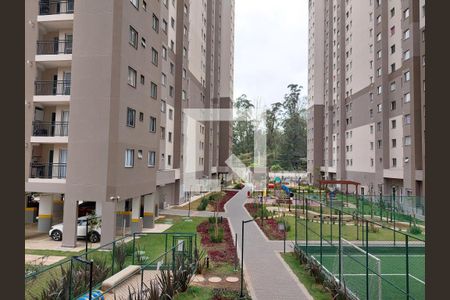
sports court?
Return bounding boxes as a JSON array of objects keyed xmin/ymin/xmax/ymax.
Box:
[{"xmin": 300, "ymin": 242, "xmax": 425, "ymax": 300}]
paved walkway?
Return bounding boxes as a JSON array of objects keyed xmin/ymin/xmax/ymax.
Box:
[
  {"xmin": 159, "ymin": 208, "xmax": 226, "ymax": 218},
  {"xmin": 224, "ymin": 186, "xmax": 313, "ymax": 300}
]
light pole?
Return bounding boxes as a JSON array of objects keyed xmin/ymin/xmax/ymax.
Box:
[
  {"xmin": 240, "ymin": 219, "xmax": 255, "ymax": 299},
  {"xmin": 188, "ymin": 185, "xmax": 192, "ymax": 218}
]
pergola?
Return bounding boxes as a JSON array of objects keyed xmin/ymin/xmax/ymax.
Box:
[{"xmin": 318, "ymin": 179, "xmax": 361, "ymax": 207}]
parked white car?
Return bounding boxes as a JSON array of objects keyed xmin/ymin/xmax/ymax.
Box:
[{"xmin": 49, "ymin": 216, "xmax": 101, "ymax": 243}]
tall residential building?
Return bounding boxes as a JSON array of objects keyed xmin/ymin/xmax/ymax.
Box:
[
  {"xmin": 307, "ymin": 0, "xmax": 425, "ymax": 197},
  {"xmin": 25, "ymin": 0, "xmax": 234, "ymax": 247}
]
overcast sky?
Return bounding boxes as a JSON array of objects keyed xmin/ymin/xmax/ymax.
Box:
[{"xmin": 234, "ymin": 0, "xmax": 308, "ymax": 109}]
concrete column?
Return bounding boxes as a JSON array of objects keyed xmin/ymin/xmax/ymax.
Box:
[
  {"xmin": 37, "ymin": 195, "xmax": 54, "ymax": 232},
  {"xmin": 131, "ymin": 197, "xmax": 142, "ymax": 234},
  {"xmin": 52, "ymin": 194, "xmax": 64, "ymax": 223},
  {"xmin": 100, "ymin": 200, "xmax": 117, "ymax": 248},
  {"xmin": 96, "ymin": 201, "xmax": 102, "ymax": 217},
  {"xmin": 143, "ymin": 194, "xmax": 155, "ymax": 228},
  {"xmin": 61, "ymin": 198, "xmax": 78, "ymax": 247}
]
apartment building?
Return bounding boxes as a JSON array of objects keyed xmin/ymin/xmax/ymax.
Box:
[
  {"xmin": 25, "ymin": 0, "xmax": 234, "ymax": 247},
  {"xmin": 307, "ymin": 0, "xmax": 425, "ymax": 198}
]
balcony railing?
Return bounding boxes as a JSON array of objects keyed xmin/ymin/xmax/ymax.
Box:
[
  {"xmin": 32, "ymin": 121, "xmax": 69, "ymax": 137},
  {"xmin": 37, "ymin": 39, "xmax": 72, "ymax": 55},
  {"xmin": 35, "ymin": 80, "xmax": 71, "ymax": 96},
  {"xmin": 39, "ymin": 0, "xmax": 74, "ymax": 15},
  {"xmin": 30, "ymin": 163, "xmax": 67, "ymax": 179}
]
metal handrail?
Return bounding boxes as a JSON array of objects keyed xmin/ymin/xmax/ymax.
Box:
[
  {"xmin": 36, "ymin": 39, "xmax": 73, "ymax": 55},
  {"xmin": 35, "ymin": 80, "xmax": 71, "ymax": 96},
  {"xmin": 29, "ymin": 162, "xmax": 67, "ymax": 179},
  {"xmin": 32, "ymin": 121, "xmax": 69, "ymax": 137},
  {"xmin": 39, "ymin": 0, "xmax": 74, "ymax": 15}
]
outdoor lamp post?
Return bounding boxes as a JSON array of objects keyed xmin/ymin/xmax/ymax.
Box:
[{"xmin": 240, "ymin": 219, "xmax": 255, "ymax": 299}]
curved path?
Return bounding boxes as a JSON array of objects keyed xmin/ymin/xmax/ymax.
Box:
[{"xmin": 224, "ymin": 185, "xmax": 313, "ymax": 300}]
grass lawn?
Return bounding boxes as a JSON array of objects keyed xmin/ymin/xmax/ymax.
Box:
[
  {"xmin": 281, "ymin": 252, "xmax": 333, "ymax": 300},
  {"xmin": 25, "ymin": 249, "xmax": 84, "ymax": 257}
]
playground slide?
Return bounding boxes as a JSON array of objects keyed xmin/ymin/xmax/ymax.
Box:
[{"xmin": 281, "ymin": 184, "xmax": 291, "ymax": 195}]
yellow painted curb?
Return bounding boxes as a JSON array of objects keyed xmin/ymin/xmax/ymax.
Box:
[
  {"xmin": 116, "ymin": 211, "xmax": 132, "ymax": 215},
  {"xmin": 25, "ymin": 207, "xmax": 37, "ymax": 211},
  {"xmin": 143, "ymin": 212, "xmax": 154, "ymax": 217},
  {"xmin": 38, "ymin": 214, "xmax": 52, "ymax": 219},
  {"xmin": 131, "ymin": 218, "xmax": 140, "ymax": 223}
]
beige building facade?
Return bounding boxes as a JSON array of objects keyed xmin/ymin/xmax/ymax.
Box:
[
  {"xmin": 25, "ymin": 0, "xmax": 234, "ymax": 247},
  {"xmin": 307, "ymin": 0, "xmax": 425, "ymax": 198}
]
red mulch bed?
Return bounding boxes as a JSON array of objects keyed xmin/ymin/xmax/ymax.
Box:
[
  {"xmin": 217, "ymin": 191, "xmax": 238, "ymax": 212},
  {"xmin": 196, "ymin": 218, "xmax": 237, "ymax": 264},
  {"xmin": 244, "ymin": 203, "xmax": 284, "ymax": 240}
]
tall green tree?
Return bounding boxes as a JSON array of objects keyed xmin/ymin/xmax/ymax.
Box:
[
  {"xmin": 232, "ymin": 94, "xmax": 255, "ymax": 166},
  {"xmin": 265, "ymin": 102, "xmax": 282, "ymax": 168}
]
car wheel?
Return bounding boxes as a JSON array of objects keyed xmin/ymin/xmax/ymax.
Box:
[
  {"xmin": 51, "ymin": 230, "xmax": 63, "ymax": 241},
  {"xmin": 88, "ymin": 232, "xmax": 100, "ymax": 243}
]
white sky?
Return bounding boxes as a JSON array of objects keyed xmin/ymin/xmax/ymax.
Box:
[{"xmin": 234, "ymin": 0, "xmax": 308, "ymax": 109}]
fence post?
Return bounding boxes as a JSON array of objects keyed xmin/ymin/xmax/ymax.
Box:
[
  {"xmin": 320, "ymin": 202, "xmax": 323, "ymax": 264},
  {"xmin": 89, "ymin": 260, "xmax": 93, "ymax": 300},
  {"xmin": 295, "ymin": 192, "xmax": 298, "ymax": 246},
  {"xmin": 330, "ymin": 191, "xmax": 333, "ymax": 245},
  {"xmin": 393, "ymin": 193, "xmax": 396, "ymax": 246},
  {"xmin": 132, "ymin": 233, "xmax": 136, "ymax": 265},
  {"xmin": 338, "ymin": 211, "xmax": 342, "ymax": 285},
  {"xmin": 112, "ymin": 240, "xmax": 115, "ymax": 275},
  {"xmin": 69, "ymin": 257, "xmax": 73, "ymax": 299},
  {"xmin": 305, "ymin": 195, "xmax": 309, "ymax": 255},
  {"xmin": 365, "ymin": 220, "xmax": 369, "ymax": 300},
  {"xmin": 406, "ymin": 235, "xmax": 410, "ymax": 299}
]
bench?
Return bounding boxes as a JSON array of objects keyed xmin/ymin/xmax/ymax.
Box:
[{"xmin": 101, "ymin": 265, "xmax": 141, "ymax": 291}]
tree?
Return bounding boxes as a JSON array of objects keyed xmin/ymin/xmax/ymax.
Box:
[{"xmin": 232, "ymin": 94, "xmax": 255, "ymax": 166}]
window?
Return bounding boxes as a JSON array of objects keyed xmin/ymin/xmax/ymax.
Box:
[
  {"xmin": 184, "ymin": 25, "xmax": 188, "ymax": 36},
  {"xmin": 125, "ymin": 149, "xmax": 134, "ymax": 167},
  {"xmin": 160, "ymin": 127, "xmax": 165, "ymax": 139},
  {"xmin": 377, "ymin": 104, "xmax": 382, "ymax": 112},
  {"xmin": 182, "ymin": 90, "xmax": 186, "ymax": 100},
  {"xmin": 404, "ymin": 50, "xmax": 411, "ymax": 60},
  {"xmin": 130, "ymin": 0, "xmax": 139, "ymax": 9},
  {"xmin": 152, "ymin": 14, "xmax": 159, "ymax": 32},
  {"xmin": 377, "ymin": 15, "xmax": 381, "ymax": 23},
  {"xmin": 151, "ymin": 48, "xmax": 158, "ymax": 66},
  {"xmin": 404, "ymin": 8, "xmax": 410, "ymax": 19},
  {"xmin": 142, "ymin": 1, "xmax": 147, "ymax": 10},
  {"xmin": 162, "ymin": 19, "xmax": 168, "ymax": 33},
  {"xmin": 390, "ymin": 7, "xmax": 395, "ymax": 17},
  {"xmin": 171, "ymin": 17, "xmax": 175, "ymax": 29},
  {"xmin": 182, "ymin": 68, "xmax": 187, "ymax": 79},
  {"xmin": 149, "ymin": 116, "xmax": 157, "ymax": 132},
  {"xmin": 169, "ymin": 86, "xmax": 174, "ymax": 97},
  {"xmin": 128, "ymin": 67, "xmax": 137, "ymax": 87},
  {"xmin": 391, "ymin": 119, "xmax": 396, "ymax": 128},
  {"xmin": 390, "ymin": 63, "xmax": 396, "ymax": 73},
  {"xmin": 169, "ymin": 109, "xmax": 173, "ymax": 120},
  {"xmin": 377, "ymin": 68, "xmax": 382, "ymax": 77},
  {"xmin": 378, "ymin": 140, "xmax": 382, "ymax": 148},
  {"xmin": 404, "ymin": 114, "xmax": 411, "ymax": 125},
  {"xmin": 184, "ymin": 4, "xmax": 188, "ymax": 14},
  {"xmin": 403, "ymin": 29, "xmax": 410, "ymax": 39},
  {"xmin": 369, "ymin": 93, "xmax": 373, "ymax": 102},
  {"xmin": 404, "ymin": 136, "xmax": 412, "ymax": 146},
  {"xmin": 127, "ymin": 108, "xmax": 136, "ymax": 127},
  {"xmin": 391, "ymin": 101, "xmax": 396, "ymax": 110},
  {"xmin": 140, "ymin": 75, "xmax": 145, "ymax": 85},
  {"xmin": 139, "ymin": 112, "xmax": 144, "ymax": 122},
  {"xmin": 390, "ymin": 44, "xmax": 396, "ymax": 54},
  {"xmin": 392, "ymin": 158, "xmax": 397, "ymax": 168},
  {"xmin": 137, "ymin": 150, "xmax": 143, "ymax": 159},
  {"xmin": 377, "ymin": 121, "xmax": 382, "ymax": 131},
  {"xmin": 170, "ymin": 40, "xmax": 174, "ymax": 50},
  {"xmin": 370, "ymin": 125, "xmax": 374, "ymax": 133},
  {"xmin": 170, "ymin": 63, "xmax": 174, "ymax": 74},
  {"xmin": 404, "ymin": 71, "xmax": 411, "ymax": 81},
  {"xmin": 161, "ymin": 73, "xmax": 167, "ymax": 86},
  {"xmin": 168, "ymin": 132, "xmax": 172, "ymax": 142},
  {"xmin": 148, "ymin": 151, "xmax": 156, "ymax": 167},
  {"xmin": 404, "ymin": 92, "xmax": 411, "ymax": 103},
  {"xmin": 392, "ymin": 139, "xmax": 397, "ymax": 148},
  {"xmin": 150, "ymin": 82, "xmax": 157, "ymax": 99},
  {"xmin": 390, "ymin": 82, "xmax": 396, "ymax": 91},
  {"xmin": 160, "ymin": 100, "xmax": 166, "ymax": 112},
  {"xmin": 162, "ymin": 46, "xmax": 167, "ymax": 59},
  {"xmin": 168, "ymin": 155, "xmax": 172, "ymax": 166},
  {"xmin": 370, "ymin": 142, "xmax": 374, "ymax": 150},
  {"xmin": 163, "ymin": 0, "xmax": 168, "ymax": 8},
  {"xmin": 376, "ymin": 32, "xmax": 381, "ymax": 41},
  {"xmin": 129, "ymin": 26, "xmax": 138, "ymax": 48},
  {"xmin": 377, "ymin": 50, "xmax": 382, "ymax": 59},
  {"xmin": 377, "ymin": 85, "xmax": 382, "ymax": 95},
  {"xmin": 183, "ymin": 47, "xmax": 187, "ymax": 57},
  {"xmin": 371, "ymin": 158, "xmax": 374, "ymax": 167},
  {"xmin": 369, "ymin": 109, "xmax": 373, "ymax": 118}
]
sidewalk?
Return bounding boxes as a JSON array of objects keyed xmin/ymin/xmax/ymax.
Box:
[{"xmin": 224, "ymin": 186, "xmax": 313, "ymax": 300}]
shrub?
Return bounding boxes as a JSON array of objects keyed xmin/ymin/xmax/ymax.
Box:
[
  {"xmin": 209, "ymin": 226, "xmax": 224, "ymax": 243},
  {"xmin": 409, "ymin": 225, "xmax": 422, "ymax": 235},
  {"xmin": 197, "ymin": 196, "xmax": 209, "ymax": 211}
]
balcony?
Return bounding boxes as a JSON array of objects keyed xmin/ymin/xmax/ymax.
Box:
[
  {"xmin": 37, "ymin": 39, "xmax": 72, "ymax": 55},
  {"xmin": 30, "ymin": 121, "xmax": 69, "ymax": 144},
  {"xmin": 37, "ymin": 1, "xmax": 74, "ymax": 31},
  {"xmin": 35, "ymin": 80, "xmax": 71, "ymax": 96},
  {"xmin": 30, "ymin": 162, "xmax": 67, "ymax": 179},
  {"xmin": 39, "ymin": 1, "xmax": 74, "ymax": 16}
]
